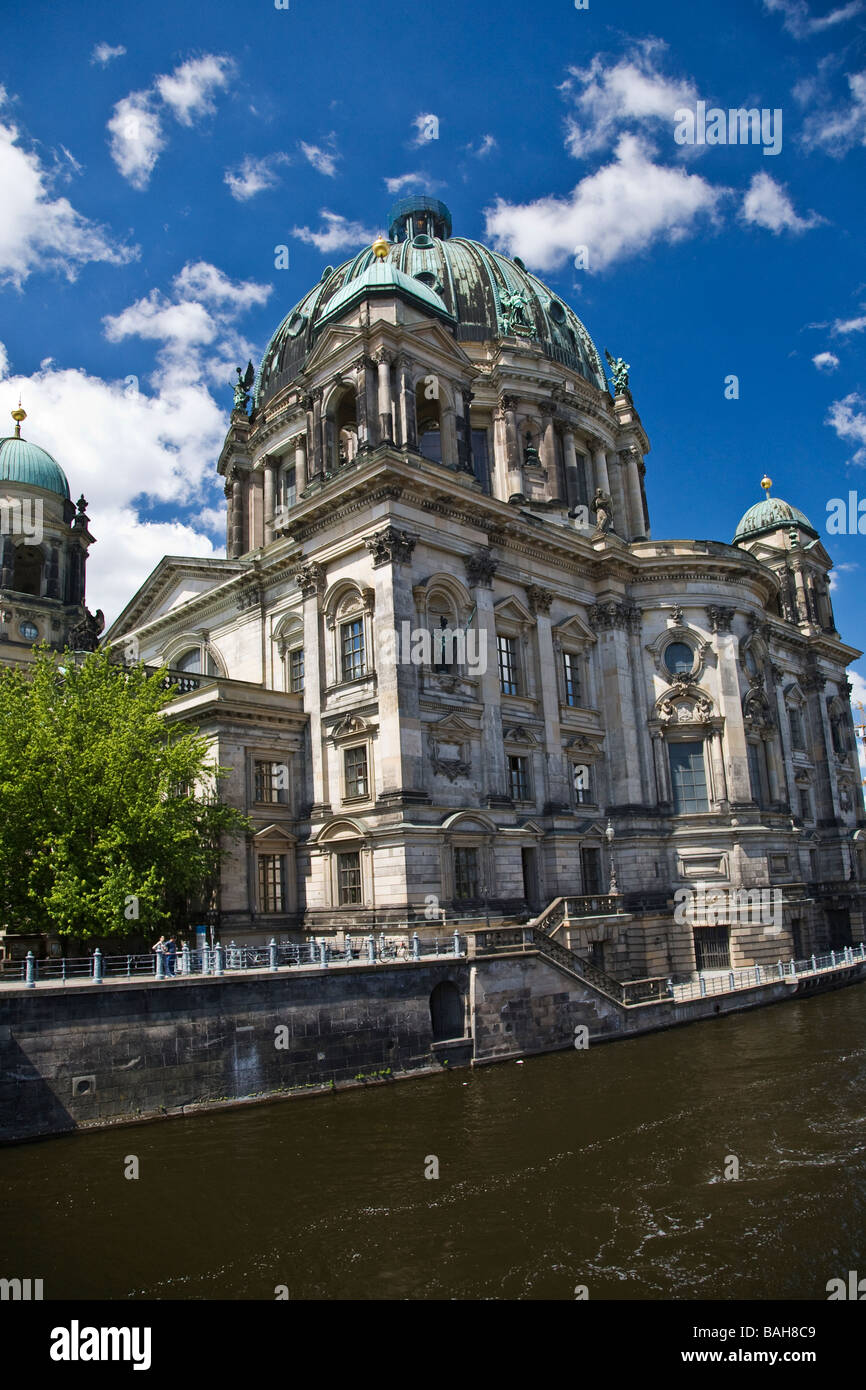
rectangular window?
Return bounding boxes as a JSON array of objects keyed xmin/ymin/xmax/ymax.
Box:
[
  {"xmin": 747, "ymin": 741, "xmax": 766, "ymax": 807},
  {"xmin": 789, "ymin": 706, "xmax": 806, "ymax": 751},
  {"xmin": 572, "ymin": 763, "xmax": 593, "ymax": 805},
  {"xmin": 498, "ymin": 634, "xmax": 518, "ymax": 695},
  {"xmin": 574, "ymin": 453, "xmax": 590, "ymax": 508},
  {"xmin": 337, "ymin": 851, "xmax": 362, "ymax": 905},
  {"xmin": 344, "ymin": 745, "xmax": 369, "ymax": 799},
  {"xmin": 509, "ymin": 754, "xmax": 530, "ymax": 801},
  {"xmin": 471, "ymin": 429, "xmax": 491, "ymax": 495},
  {"xmin": 341, "ymin": 618, "xmax": 366, "ymax": 681},
  {"xmin": 799, "ymin": 788, "xmax": 812, "ymax": 823},
  {"xmin": 258, "ymin": 854, "xmax": 286, "ymax": 912},
  {"xmin": 289, "ymin": 647, "xmax": 304, "ymax": 693},
  {"xmin": 668, "ymin": 741, "xmax": 709, "ymax": 814},
  {"xmin": 454, "ymin": 846, "xmax": 479, "ymax": 901},
  {"xmin": 563, "ymin": 651, "xmax": 581, "ymax": 707},
  {"xmin": 283, "ymin": 464, "xmax": 297, "ymax": 510},
  {"xmin": 254, "ymin": 760, "xmax": 288, "ymax": 805}
]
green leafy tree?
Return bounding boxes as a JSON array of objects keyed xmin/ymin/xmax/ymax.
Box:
[{"xmin": 0, "ymin": 646, "xmax": 249, "ymax": 939}]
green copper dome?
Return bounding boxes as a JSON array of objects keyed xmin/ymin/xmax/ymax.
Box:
[
  {"xmin": 734, "ymin": 495, "xmax": 817, "ymax": 543},
  {"xmin": 0, "ymin": 435, "xmax": 70, "ymax": 499},
  {"xmin": 255, "ymin": 197, "xmax": 607, "ymax": 408}
]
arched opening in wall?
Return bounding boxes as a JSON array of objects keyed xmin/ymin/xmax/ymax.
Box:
[
  {"xmin": 332, "ymin": 384, "xmax": 358, "ymax": 466},
  {"xmin": 12, "ymin": 544, "xmax": 42, "ymax": 597},
  {"xmin": 426, "ymin": 589, "xmax": 459, "ymax": 670},
  {"xmin": 469, "ymin": 418, "xmax": 491, "ymax": 493},
  {"xmin": 175, "ymin": 647, "xmax": 218, "ymax": 676},
  {"xmin": 416, "ymin": 380, "xmax": 442, "ymax": 462},
  {"xmin": 430, "ymin": 981, "xmax": 464, "ymax": 1041}
]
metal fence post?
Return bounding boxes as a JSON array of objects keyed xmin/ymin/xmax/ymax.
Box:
[
  {"xmin": 155, "ymin": 949, "xmax": 165, "ymax": 980},
  {"xmin": 728, "ymin": 970, "xmax": 735, "ymax": 991},
  {"xmin": 182, "ymin": 943, "xmax": 191, "ymax": 976},
  {"xmin": 93, "ymin": 948, "xmax": 104, "ymax": 984},
  {"xmin": 366, "ymin": 935, "xmax": 376, "ymax": 963},
  {"xmin": 269, "ymin": 938, "xmax": 278, "ymax": 972},
  {"xmin": 831, "ymin": 950, "xmax": 836, "ymax": 968},
  {"xmin": 345, "ymin": 934, "xmax": 353, "ymax": 961},
  {"xmin": 755, "ymin": 964, "xmax": 762, "ymax": 984},
  {"xmin": 320, "ymin": 940, "xmax": 328, "ymax": 968},
  {"xmin": 777, "ymin": 959, "xmax": 783, "ymax": 979},
  {"xmin": 412, "ymin": 931, "xmax": 420, "ymax": 960},
  {"xmin": 453, "ymin": 929, "xmax": 461, "ymax": 957},
  {"xmin": 699, "ymin": 975, "xmax": 706, "ymax": 997},
  {"xmin": 25, "ymin": 951, "xmax": 35, "ymax": 988},
  {"xmin": 202, "ymin": 943, "xmax": 210, "ymax": 975},
  {"xmin": 214, "ymin": 942, "xmax": 223, "ymax": 976},
  {"xmin": 811, "ymin": 954, "xmax": 817, "ymax": 973},
  {"xmin": 789, "ymin": 958, "xmax": 796, "ymax": 977}
]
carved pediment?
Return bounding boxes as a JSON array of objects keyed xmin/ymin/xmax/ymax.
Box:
[
  {"xmin": 493, "ymin": 595, "xmax": 534, "ymax": 626},
  {"xmin": 331, "ymin": 713, "xmax": 372, "ymax": 740},
  {"xmin": 553, "ymin": 613, "xmax": 598, "ymax": 646}
]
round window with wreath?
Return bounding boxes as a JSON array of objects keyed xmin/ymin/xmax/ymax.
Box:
[
  {"xmin": 664, "ymin": 641, "xmax": 694, "ymax": 677},
  {"xmin": 19, "ymin": 620, "xmax": 38, "ymax": 642}
]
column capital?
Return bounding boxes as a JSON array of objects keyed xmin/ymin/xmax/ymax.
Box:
[
  {"xmin": 499, "ymin": 393, "xmax": 519, "ymax": 413},
  {"xmin": 364, "ymin": 525, "xmax": 417, "ymax": 567},
  {"xmin": 294, "ymin": 561, "xmax": 326, "ymax": 598},
  {"xmin": 375, "ymin": 347, "xmax": 394, "ymax": 367},
  {"xmin": 465, "ymin": 550, "xmax": 497, "ymax": 588},
  {"xmin": 526, "ymin": 584, "xmax": 554, "ymax": 616},
  {"xmin": 589, "ymin": 601, "xmax": 641, "ymax": 632},
  {"xmin": 705, "ymin": 604, "xmax": 735, "ymax": 633}
]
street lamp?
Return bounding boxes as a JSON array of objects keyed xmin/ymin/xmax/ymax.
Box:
[{"xmin": 605, "ymin": 820, "xmax": 620, "ymax": 897}]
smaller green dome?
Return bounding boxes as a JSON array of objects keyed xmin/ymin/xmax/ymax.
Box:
[
  {"xmin": 0, "ymin": 435, "xmax": 70, "ymax": 499},
  {"xmin": 734, "ymin": 495, "xmax": 817, "ymax": 543}
]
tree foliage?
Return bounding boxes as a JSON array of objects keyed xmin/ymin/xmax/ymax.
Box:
[{"xmin": 0, "ymin": 646, "xmax": 249, "ymax": 939}]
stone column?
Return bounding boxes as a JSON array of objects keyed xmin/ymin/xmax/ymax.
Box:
[
  {"xmin": 466, "ymin": 551, "xmax": 508, "ymax": 803},
  {"xmin": 263, "ymin": 458, "xmax": 278, "ymax": 545},
  {"xmin": 527, "ymin": 586, "xmax": 569, "ymax": 808},
  {"xmin": 0, "ymin": 536, "xmax": 14, "ymax": 589},
  {"xmin": 651, "ymin": 730, "xmax": 672, "ymax": 804},
  {"xmin": 771, "ymin": 664, "xmax": 796, "ymax": 812},
  {"xmin": 608, "ymin": 454, "xmax": 629, "ymax": 541},
  {"xmin": 622, "ymin": 447, "xmax": 647, "ymax": 541},
  {"xmin": 376, "ymin": 350, "xmax": 393, "ymax": 443},
  {"xmin": 295, "ymin": 562, "xmax": 329, "ymax": 815},
  {"xmin": 540, "ymin": 403, "xmax": 558, "ymax": 497},
  {"xmin": 441, "ymin": 396, "xmax": 459, "ymax": 468},
  {"xmin": 307, "ymin": 391, "xmax": 323, "ymax": 477},
  {"xmin": 228, "ymin": 471, "xmax": 245, "ymax": 559},
  {"xmin": 592, "ymin": 442, "xmax": 611, "ymax": 497},
  {"xmin": 708, "ymin": 608, "xmax": 752, "ymax": 806},
  {"xmin": 589, "ymin": 602, "xmax": 643, "ymax": 805},
  {"xmin": 462, "ymin": 390, "xmax": 475, "ymax": 474},
  {"xmin": 364, "ymin": 526, "xmax": 424, "ymax": 801},
  {"xmin": 398, "ymin": 358, "xmax": 417, "ymax": 450},
  {"xmin": 294, "ymin": 436, "xmax": 307, "ymax": 494},
  {"xmin": 562, "ymin": 428, "xmax": 580, "ymax": 511},
  {"xmin": 355, "ymin": 361, "xmax": 370, "ymax": 450},
  {"xmin": 708, "ymin": 730, "xmax": 728, "ymax": 809},
  {"xmin": 501, "ymin": 395, "xmax": 523, "ymax": 498}
]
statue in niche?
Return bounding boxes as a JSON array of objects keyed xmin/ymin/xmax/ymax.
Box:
[
  {"xmin": 591, "ymin": 488, "xmax": 614, "ymax": 537},
  {"xmin": 523, "ymin": 431, "xmax": 541, "ymax": 466}
]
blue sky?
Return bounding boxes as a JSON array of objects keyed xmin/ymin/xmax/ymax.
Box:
[{"xmin": 1, "ymin": 0, "xmax": 865, "ymax": 718}]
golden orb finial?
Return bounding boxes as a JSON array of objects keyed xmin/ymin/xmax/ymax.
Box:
[
  {"xmin": 761, "ymin": 474, "xmax": 772, "ymax": 496},
  {"xmin": 371, "ymin": 234, "xmax": 390, "ymax": 260},
  {"xmin": 11, "ymin": 402, "xmax": 26, "ymax": 439}
]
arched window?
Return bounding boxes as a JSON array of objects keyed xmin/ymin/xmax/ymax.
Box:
[
  {"xmin": 427, "ymin": 589, "xmax": 458, "ymax": 670},
  {"xmin": 175, "ymin": 647, "xmax": 218, "ymax": 676},
  {"xmin": 12, "ymin": 544, "xmax": 42, "ymax": 597},
  {"xmin": 328, "ymin": 383, "xmax": 358, "ymax": 468},
  {"xmin": 430, "ymin": 981, "xmax": 464, "ymax": 1041}
]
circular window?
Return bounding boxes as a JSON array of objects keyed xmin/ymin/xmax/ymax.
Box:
[
  {"xmin": 548, "ymin": 299, "xmax": 566, "ymax": 324},
  {"xmin": 319, "ymin": 266, "xmax": 334, "ymax": 282},
  {"xmin": 286, "ymin": 312, "xmax": 306, "ymax": 338},
  {"xmin": 664, "ymin": 641, "xmax": 694, "ymax": 676},
  {"xmin": 412, "ymin": 234, "xmax": 434, "ymax": 249},
  {"xmin": 414, "ymin": 270, "xmax": 443, "ymax": 294},
  {"xmin": 19, "ymin": 621, "xmax": 38, "ymax": 642}
]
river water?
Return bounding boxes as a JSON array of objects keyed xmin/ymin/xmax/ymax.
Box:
[{"xmin": 2, "ymin": 984, "xmax": 865, "ymax": 1301}]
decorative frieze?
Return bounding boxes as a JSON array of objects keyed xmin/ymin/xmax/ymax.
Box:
[{"xmin": 589, "ymin": 601, "xmax": 641, "ymax": 632}]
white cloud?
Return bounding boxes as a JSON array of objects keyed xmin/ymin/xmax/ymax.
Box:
[
  {"xmin": 411, "ymin": 113, "xmax": 440, "ymax": 146},
  {"xmin": 291, "ymin": 211, "xmax": 378, "ymax": 254},
  {"xmin": 0, "ymin": 113, "xmax": 137, "ymax": 286},
  {"xmin": 763, "ymin": 0, "xmax": 862, "ymax": 39},
  {"xmin": 813, "ymin": 350, "xmax": 840, "ymax": 370},
  {"xmin": 384, "ymin": 171, "xmax": 444, "ymax": 195},
  {"xmin": 484, "ymin": 134, "xmax": 724, "ymax": 273},
  {"xmin": 801, "ymin": 70, "xmax": 866, "ymax": 155},
  {"xmin": 155, "ymin": 55, "xmax": 233, "ymax": 126},
  {"xmin": 224, "ymin": 152, "xmax": 290, "ymax": 201},
  {"xmin": 91, "ymin": 42, "xmax": 126, "ymax": 66},
  {"xmin": 107, "ymin": 92, "xmax": 165, "ymax": 190},
  {"xmin": 847, "ymin": 668, "xmax": 866, "ymax": 779},
  {"xmin": 827, "ymin": 391, "xmax": 866, "ymax": 465},
  {"xmin": 466, "ymin": 134, "xmax": 497, "ymax": 158},
  {"xmin": 560, "ymin": 41, "xmax": 698, "ymax": 159},
  {"xmin": 832, "ymin": 312, "xmax": 866, "ymax": 334},
  {"xmin": 301, "ymin": 140, "xmax": 339, "ymax": 177},
  {"xmin": 59, "ymin": 145, "xmax": 83, "ymax": 176},
  {"xmin": 741, "ymin": 172, "xmax": 823, "ymax": 232},
  {"xmin": 0, "ymin": 262, "xmax": 267, "ymax": 620},
  {"xmin": 109, "ymin": 55, "xmax": 233, "ymax": 187}
]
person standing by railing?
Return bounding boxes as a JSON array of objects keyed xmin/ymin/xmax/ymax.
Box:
[{"xmin": 164, "ymin": 936, "xmax": 177, "ymax": 977}]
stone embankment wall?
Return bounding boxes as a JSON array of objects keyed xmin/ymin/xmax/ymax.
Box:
[{"xmin": 2, "ymin": 950, "xmax": 864, "ymax": 1143}]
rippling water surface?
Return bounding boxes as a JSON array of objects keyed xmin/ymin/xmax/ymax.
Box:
[{"xmin": 2, "ymin": 985, "xmax": 865, "ymax": 1300}]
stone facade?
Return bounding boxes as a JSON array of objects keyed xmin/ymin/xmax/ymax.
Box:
[{"xmin": 105, "ymin": 198, "xmax": 866, "ymax": 979}]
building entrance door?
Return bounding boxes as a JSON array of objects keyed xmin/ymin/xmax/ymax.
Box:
[
  {"xmin": 581, "ymin": 847, "xmax": 602, "ymax": 895},
  {"xmin": 521, "ymin": 847, "xmax": 539, "ymax": 910}
]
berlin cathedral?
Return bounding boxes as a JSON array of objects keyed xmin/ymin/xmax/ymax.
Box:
[{"xmin": 5, "ymin": 196, "xmax": 864, "ymax": 977}]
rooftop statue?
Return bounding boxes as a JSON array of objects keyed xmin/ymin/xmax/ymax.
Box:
[
  {"xmin": 591, "ymin": 488, "xmax": 614, "ymax": 537},
  {"xmin": 501, "ymin": 287, "xmax": 532, "ymax": 336},
  {"xmin": 233, "ymin": 361, "xmax": 255, "ymax": 414},
  {"xmin": 605, "ymin": 350, "xmax": 630, "ymax": 394}
]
